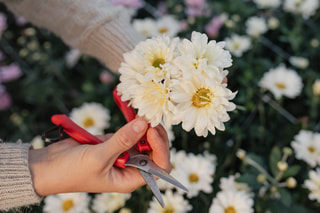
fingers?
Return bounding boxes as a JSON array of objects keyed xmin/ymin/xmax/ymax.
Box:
[
  {"xmin": 98, "ymin": 118, "xmax": 148, "ymax": 160},
  {"xmin": 147, "ymin": 124, "xmax": 171, "ymax": 173}
]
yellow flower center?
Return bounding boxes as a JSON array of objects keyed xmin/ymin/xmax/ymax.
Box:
[
  {"xmin": 153, "ymin": 58, "xmax": 165, "ymax": 68},
  {"xmin": 192, "ymin": 88, "xmax": 213, "ymax": 108},
  {"xmin": 163, "ymin": 206, "xmax": 174, "ymax": 213},
  {"xmin": 159, "ymin": 27, "xmax": 168, "ymax": 34},
  {"xmin": 308, "ymin": 146, "xmax": 315, "ymax": 153},
  {"xmin": 83, "ymin": 117, "xmax": 94, "ymax": 128},
  {"xmin": 225, "ymin": 206, "xmax": 236, "ymax": 213},
  {"xmin": 62, "ymin": 199, "xmax": 74, "ymax": 212},
  {"xmin": 275, "ymin": 83, "xmax": 286, "ymax": 89},
  {"xmin": 189, "ymin": 173, "xmax": 199, "ymax": 183}
]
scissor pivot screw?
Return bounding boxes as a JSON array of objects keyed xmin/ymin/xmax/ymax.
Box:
[
  {"xmin": 140, "ymin": 140, "xmax": 146, "ymax": 144},
  {"xmin": 139, "ymin": 159, "xmax": 148, "ymax": 166}
]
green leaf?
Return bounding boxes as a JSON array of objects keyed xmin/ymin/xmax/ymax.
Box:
[
  {"xmin": 278, "ymin": 188, "xmax": 292, "ymax": 207},
  {"xmin": 282, "ymin": 165, "xmax": 301, "ymax": 179},
  {"xmin": 269, "ymin": 146, "xmax": 282, "ymax": 176}
]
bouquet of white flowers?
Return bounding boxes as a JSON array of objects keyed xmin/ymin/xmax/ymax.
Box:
[{"xmin": 117, "ymin": 31, "xmax": 237, "ymax": 137}]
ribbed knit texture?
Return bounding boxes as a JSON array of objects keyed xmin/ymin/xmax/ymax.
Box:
[
  {"xmin": 0, "ymin": 142, "xmax": 42, "ymax": 211},
  {"xmin": 1, "ymin": 0, "xmax": 144, "ymax": 73}
]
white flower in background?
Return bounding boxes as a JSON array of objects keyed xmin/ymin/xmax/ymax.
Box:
[
  {"xmin": 258, "ymin": 64, "xmax": 303, "ymax": 100},
  {"xmin": 133, "ymin": 18, "xmax": 157, "ymax": 38},
  {"xmin": 219, "ymin": 174, "xmax": 252, "ymax": 195},
  {"xmin": 147, "ymin": 190, "xmax": 192, "ymax": 213},
  {"xmin": 289, "ymin": 56, "xmax": 309, "ymax": 69},
  {"xmin": 175, "ymin": 152, "xmax": 216, "ymax": 198},
  {"xmin": 304, "ymin": 168, "xmax": 320, "ymax": 203},
  {"xmin": 291, "ymin": 130, "xmax": 320, "ymax": 168},
  {"xmin": 43, "ymin": 193, "xmax": 90, "ymax": 213},
  {"xmin": 92, "ymin": 192, "xmax": 131, "ymax": 213},
  {"xmin": 31, "ymin": 135, "xmax": 44, "ymax": 149},
  {"xmin": 224, "ymin": 34, "xmax": 251, "ymax": 57},
  {"xmin": 312, "ymin": 79, "xmax": 320, "ymax": 96},
  {"xmin": 157, "ymin": 148, "xmax": 187, "ymax": 190},
  {"xmin": 154, "ymin": 15, "xmax": 181, "ymax": 38},
  {"xmin": 253, "ymin": 0, "xmax": 281, "ymax": 9},
  {"xmin": 65, "ymin": 48, "xmax": 82, "ymax": 69},
  {"xmin": 245, "ymin": 16, "xmax": 268, "ymax": 38},
  {"xmin": 170, "ymin": 75, "xmax": 237, "ymax": 137},
  {"xmin": 283, "ymin": 0, "xmax": 319, "ymax": 19},
  {"xmin": 174, "ymin": 31, "xmax": 232, "ymax": 83},
  {"xmin": 209, "ymin": 190, "xmax": 254, "ymax": 213},
  {"xmin": 70, "ymin": 102, "xmax": 110, "ymax": 135},
  {"xmin": 267, "ymin": 17, "xmax": 280, "ymax": 30}
]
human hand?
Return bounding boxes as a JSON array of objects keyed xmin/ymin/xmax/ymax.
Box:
[{"xmin": 28, "ymin": 118, "xmax": 171, "ymax": 196}]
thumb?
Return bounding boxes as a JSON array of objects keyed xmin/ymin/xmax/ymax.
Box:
[{"xmin": 103, "ymin": 118, "xmax": 148, "ymax": 158}]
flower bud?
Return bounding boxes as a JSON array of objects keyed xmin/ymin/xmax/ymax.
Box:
[
  {"xmin": 257, "ymin": 174, "xmax": 267, "ymax": 183},
  {"xmin": 236, "ymin": 149, "xmax": 246, "ymax": 160},
  {"xmin": 283, "ymin": 147, "xmax": 292, "ymax": 156},
  {"xmin": 312, "ymin": 79, "xmax": 320, "ymax": 96},
  {"xmin": 286, "ymin": 177, "xmax": 297, "ymax": 188},
  {"xmin": 277, "ymin": 161, "xmax": 288, "ymax": 171}
]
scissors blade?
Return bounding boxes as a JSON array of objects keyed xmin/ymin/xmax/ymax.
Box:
[
  {"xmin": 125, "ymin": 154, "xmax": 188, "ymax": 192},
  {"xmin": 138, "ymin": 169, "xmax": 166, "ymax": 208}
]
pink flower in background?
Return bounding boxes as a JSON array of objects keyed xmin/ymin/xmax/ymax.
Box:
[
  {"xmin": 185, "ymin": 0, "xmax": 206, "ymax": 7},
  {"xmin": 205, "ymin": 16, "xmax": 224, "ymax": 38},
  {"xmin": 0, "ymin": 63, "xmax": 23, "ymax": 83},
  {"xmin": 0, "ymin": 85, "xmax": 11, "ymax": 110},
  {"xmin": 15, "ymin": 16, "xmax": 27, "ymax": 26},
  {"xmin": 100, "ymin": 71, "xmax": 115, "ymax": 84},
  {"xmin": 0, "ymin": 12, "xmax": 7, "ymax": 37},
  {"xmin": 110, "ymin": 0, "xmax": 144, "ymax": 9}
]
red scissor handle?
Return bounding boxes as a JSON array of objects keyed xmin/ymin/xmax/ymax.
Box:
[
  {"xmin": 113, "ymin": 87, "xmax": 151, "ymax": 152},
  {"xmin": 51, "ymin": 114, "xmax": 129, "ymax": 168}
]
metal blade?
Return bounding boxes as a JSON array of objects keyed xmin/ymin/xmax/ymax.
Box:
[
  {"xmin": 125, "ymin": 154, "xmax": 188, "ymax": 192},
  {"xmin": 138, "ymin": 169, "xmax": 166, "ymax": 208}
]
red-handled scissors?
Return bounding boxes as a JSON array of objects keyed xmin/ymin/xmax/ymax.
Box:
[{"xmin": 42, "ymin": 88, "xmax": 188, "ymax": 208}]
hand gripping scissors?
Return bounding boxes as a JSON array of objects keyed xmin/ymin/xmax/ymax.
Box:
[{"xmin": 42, "ymin": 87, "xmax": 188, "ymax": 208}]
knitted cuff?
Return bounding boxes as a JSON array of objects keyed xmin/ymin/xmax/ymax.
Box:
[
  {"xmin": 0, "ymin": 142, "xmax": 42, "ymax": 211},
  {"xmin": 82, "ymin": 14, "xmax": 145, "ymax": 73}
]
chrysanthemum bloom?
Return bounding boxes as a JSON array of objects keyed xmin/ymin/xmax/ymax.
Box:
[
  {"xmin": 43, "ymin": 193, "xmax": 90, "ymax": 213},
  {"xmin": 154, "ymin": 15, "xmax": 181, "ymax": 38},
  {"xmin": 289, "ymin": 56, "xmax": 309, "ymax": 69},
  {"xmin": 224, "ymin": 34, "xmax": 251, "ymax": 57},
  {"xmin": 0, "ymin": 63, "xmax": 22, "ymax": 83},
  {"xmin": 147, "ymin": 190, "xmax": 192, "ymax": 213},
  {"xmin": 304, "ymin": 168, "xmax": 320, "ymax": 203},
  {"xmin": 291, "ymin": 130, "xmax": 320, "ymax": 168},
  {"xmin": 170, "ymin": 75, "xmax": 236, "ymax": 137},
  {"xmin": 245, "ymin": 16, "xmax": 268, "ymax": 38},
  {"xmin": 174, "ymin": 152, "xmax": 216, "ymax": 198},
  {"xmin": 219, "ymin": 174, "xmax": 252, "ymax": 195},
  {"xmin": 209, "ymin": 190, "xmax": 254, "ymax": 213},
  {"xmin": 132, "ymin": 18, "xmax": 157, "ymax": 38},
  {"xmin": 30, "ymin": 135, "xmax": 44, "ymax": 149},
  {"xmin": 283, "ymin": 0, "xmax": 319, "ymax": 19},
  {"xmin": 258, "ymin": 64, "xmax": 303, "ymax": 100},
  {"xmin": 174, "ymin": 31, "xmax": 232, "ymax": 83},
  {"xmin": 92, "ymin": 193, "xmax": 131, "ymax": 213},
  {"xmin": 70, "ymin": 102, "xmax": 110, "ymax": 135},
  {"xmin": 253, "ymin": 0, "xmax": 281, "ymax": 9},
  {"xmin": 118, "ymin": 35, "xmax": 179, "ymax": 127}
]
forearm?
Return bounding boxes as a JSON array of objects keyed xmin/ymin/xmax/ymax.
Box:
[
  {"xmin": 0, "ymin": 142, "xmax": 42, "ymax": 211},
  {"xmin": 1, "ymin": 0, "xmax": 144, "ymax": 73}
]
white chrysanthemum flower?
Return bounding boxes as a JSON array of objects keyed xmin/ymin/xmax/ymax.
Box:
[
  {"xmin": 174, "ymin": 31, "xmax": 232, "ymax": 83},
  {"xmin": 65, "ymin": 48, "xmax": 82, "ymax": 69},
  {"xmin": 147, "ymin": 190, "xmax": 192, "ymax": 213},
  {"xmin": 284, "ymin": 0, "xmax": 319, "ymax": 19},
  {"xmin": 291, "ymin": 130, "xmax": 320, "ymax": 167},
  {"xmin": 31, "ymin": 135, "xmax": 44, "ymax": 149},
  {"xmin": 245, "ymin": 16, "xmax": 268, "ymax": 38},
  {"xmin": 132, "ymin": 18, "xmax": 157, "ymax": 38},
  {"xmin": 289, "ymin": 56, "xmax": 309, "ymax": 69},
  {"xmin": 219, "ymin": 174, "xmax": 252, "ymax": 195},
  {"xmin": 253, "ymin": 0, "xmax": 281, "ymax": 9},
  {"xmin": 69, "ymin": 102, "xmax": 110, "ymax": 135},
  {"xmin": 154, "ymin": 15, "xmax": 181, "ymax": 38},
  {"xmin": 224, "ymin": 34, "xmax": 251, "ymax": 57},
  {"xmin": 267, "ymin": 17, "xmax": 280, "ymax": 30},
  {"xmin": 170, "ymin": 75, "xmax": 237, "ymax": 137},
  {"xmin": 258, "ymin": 64, "xmax": 303, "ymax": 100},
  {"xmin": 91, "ymin": 193, "xmax": 131, "ymax": 213},
  {"xmin": 304, "ymin": 168, "xmax": 320, "ymax": 203},
  {"xmin": 209, "ymin": 190, "xmax": 254, "ymax": 213},
  {"xmin": 157, "ymin": 148, "xmax": 188, "ymax": 190},
  {"xmin": 174, "ymin": 152, "xmax": 216, "ymax": 198},
  {"xmin": 43, "ymin": 193, "xmax": 90, "ymax": 213}
]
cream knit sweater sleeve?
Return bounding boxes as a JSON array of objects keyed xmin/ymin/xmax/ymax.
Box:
[
  {"xmin": 1, "ymin": 0, "xmax": 144, "ymax": 73},
  {"xmin": 0, "ymin": 143, "xmax": 42, "ymax": 211}
]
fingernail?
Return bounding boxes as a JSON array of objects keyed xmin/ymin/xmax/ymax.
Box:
[{"xmin": 132, "ymin": 119, "xmax": 147, "ymax": 133}]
